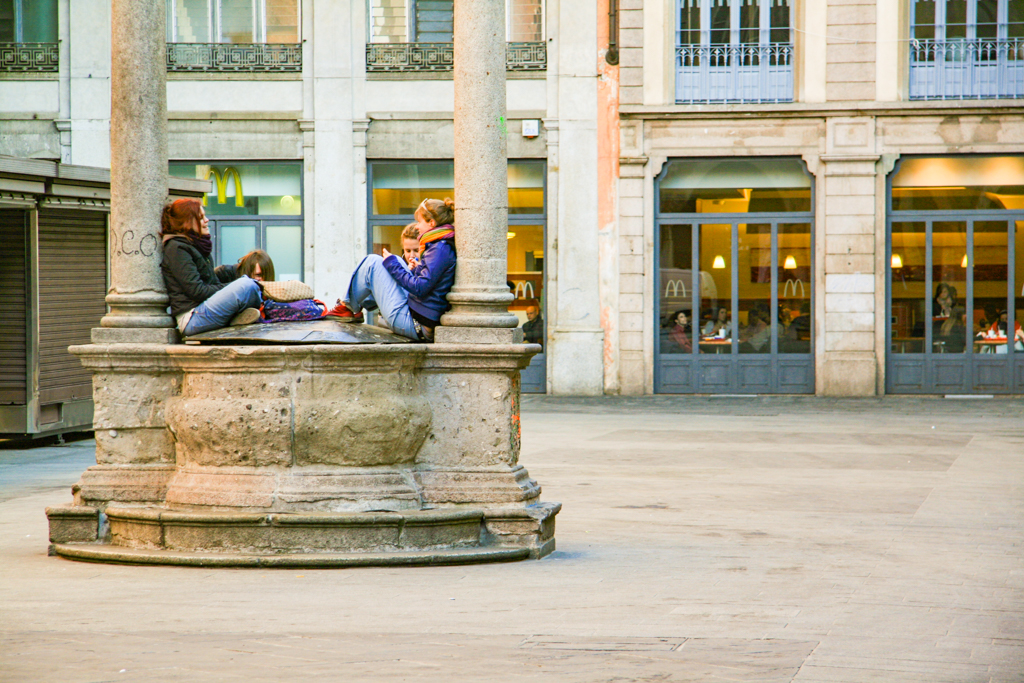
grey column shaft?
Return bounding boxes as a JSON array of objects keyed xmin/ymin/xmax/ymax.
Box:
[
  {"xmin": 440, "ymin": 0, "xmax": 519, "ymax": 332},
  {"xmin": 99, "ymin": 0, "xmax": 171, "ymax": 336}
]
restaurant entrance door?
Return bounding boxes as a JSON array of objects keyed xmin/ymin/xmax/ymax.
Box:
[{"xmin": 886, "ymin": 157, "xmax": 1024, "ymax": 394}]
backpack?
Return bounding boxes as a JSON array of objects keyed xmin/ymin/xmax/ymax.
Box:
[{"xmin": 260, "ymin": 298, "xmax": 327, "ymax": 322}]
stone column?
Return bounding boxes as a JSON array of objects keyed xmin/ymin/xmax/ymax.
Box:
[
  {"xmin": 436, "ymin": 0, "xmax": 522, "ymax": 344},
  {"xmin": 94, "ymin": 0, "xmax": 174, "ymax": 344}
]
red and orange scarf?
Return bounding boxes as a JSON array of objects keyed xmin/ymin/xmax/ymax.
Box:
[{"xmin": 418, "ymin": 225, "xmax": 454, "ymax": 256}]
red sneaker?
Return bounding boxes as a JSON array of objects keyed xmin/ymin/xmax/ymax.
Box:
[{"xmin": 324, "ymin": 300, "xmax": 364, "ymax": 322}]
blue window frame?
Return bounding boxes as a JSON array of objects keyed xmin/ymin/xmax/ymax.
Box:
[
  {"xmin": 910, "ymin": 0, "xmax": 1024, "ymax": 99},
  {"xmin": 675, "ymin": 0, "xmax": 793, "ymax": 104}
]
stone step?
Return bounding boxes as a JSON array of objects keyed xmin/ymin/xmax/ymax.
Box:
[
  {"xmin": 50, "ymin": 543, "xmax": 531, "ymax": 568},
  {"xmin": 104, "ymin": 506, "xmax": 488, "ymax": 554}
]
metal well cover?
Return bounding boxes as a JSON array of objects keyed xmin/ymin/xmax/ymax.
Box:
[{"xmin": 184, "ymin": 320, "xmax": 411, "ymax": 345}]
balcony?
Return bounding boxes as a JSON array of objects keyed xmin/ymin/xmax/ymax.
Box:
[
  {"xmin": 0, "ymin": 43, "xmax": 59, "ymax": 73},
  {"xmin": 166, "ymin": 43, "xmax": 302, "ymax": 73},
  {"xmin": 675, "ymin": 43, "xmax": 793, "ymax": 104},
  {"xmin": 910, "ymin": 38, "xmax": 1024, "ymax": 100},
  {"xmin": 366, "ymin": 41, "xmax": 546, "ymax": 73}
]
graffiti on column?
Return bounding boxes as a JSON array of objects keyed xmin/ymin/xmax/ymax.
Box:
[{"xmin": 114, "ymin": 228, "xmax": 159, "ymax": 257}]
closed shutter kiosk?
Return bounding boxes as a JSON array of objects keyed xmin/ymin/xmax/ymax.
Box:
[
  {"xmin": 0, "ymin": 158, "xmax": 208, "ymax": 438},
  {"xmin": 0, "ymin": 209, "xmax": 29, "ymax": 411}
]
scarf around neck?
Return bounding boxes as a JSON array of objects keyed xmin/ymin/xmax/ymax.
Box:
[
  {"xmin": 187, "ymin": 232, "xmax": 213, "ymax": 257},
  {"xmin": 419, "ymin": 225, "xmax": 454, "ymax": 256}
]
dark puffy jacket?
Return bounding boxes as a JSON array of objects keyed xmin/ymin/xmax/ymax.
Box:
[
  {"xmin": 382, "ymin": 231, "xmax": 456, "ymax": 324},
  {"xmin": 161, "ymin": 236, "xmax": 238, "ymax": 317}
]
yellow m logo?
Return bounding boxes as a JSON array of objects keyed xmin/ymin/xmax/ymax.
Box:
[{"xmin": 203, "ymin": 166, "xmax": 245, "ymax": 208}]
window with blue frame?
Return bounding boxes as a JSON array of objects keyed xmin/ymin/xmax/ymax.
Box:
[
  {"xmin": 676, "ymin": 0, "xmax": 793, "ymax": 104},
  {"xmin": 910, "ymin": 0, "xmax": 1024, "ymax": 99}
]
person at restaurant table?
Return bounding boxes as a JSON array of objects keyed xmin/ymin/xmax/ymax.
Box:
[
  {"xmin": 936, "ymin": 305, "xmax": 966, "ymax": 353},
  {"xmin": 932, "ymin": 282, "xmax": 957, "ymax": 317},
  {"xmin": 740, "ymin": 306, "xmax": 770, "ymax": 353},
  {"xmin": 522, "ymin": 303, "xmax": 544, "ymax": 347},
  {"xmin": 702, "ymin": 307, "xmax": 732, "ymax": 337},
  {"xmin": 980, "ymin": 309, "xmax": 1024, "ymax": 352},
  {"xmin": 663, "ymin": 310, "xmax": 692, "ymax": 353}
]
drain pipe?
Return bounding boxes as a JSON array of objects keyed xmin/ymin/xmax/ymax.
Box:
[{"xmin": 606, "ymin": 0, "xmax": 619, "ymax": 65}]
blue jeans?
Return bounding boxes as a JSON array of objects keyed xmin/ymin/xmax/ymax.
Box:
[
  {"xmin": 346, "ymin": 254, "xmax": 419, "ymax": 340},
  {"xmin": 182, "ymin": 277, "xmax": 263, "ymax": 336}
]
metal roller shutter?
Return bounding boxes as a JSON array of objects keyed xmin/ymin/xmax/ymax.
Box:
[
  {"xmin": 37, "ymin": 209, "xmax": 107, "ymax": 405},
  {"xmin": 0, "ymin": 209, "xmax": 28, "ymax": 404}
]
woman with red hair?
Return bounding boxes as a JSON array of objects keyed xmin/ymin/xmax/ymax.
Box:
[{"xmin": 160, "ymin": 198, "xmax": 263, "ymax": 336}]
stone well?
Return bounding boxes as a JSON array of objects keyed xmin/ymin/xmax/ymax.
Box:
[
  {"xmin": 47, "ymin": 342, "xmax": 559, "ymax": 566},
  {"xmin": 45, "ymin": 0, "xmax": 561, "ymax": 567}
]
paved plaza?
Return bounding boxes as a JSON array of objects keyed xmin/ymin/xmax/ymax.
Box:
[{"xmin": 1, "ymin": 396, "xmax": 1022, "ymax": 682}]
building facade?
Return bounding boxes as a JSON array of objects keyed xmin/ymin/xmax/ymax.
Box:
[
  {"xmin": 610, "ymin": 0, "xmax": 1024, "ymax": 396},
  {"xmin": 1, "ymin": 0, "xmax": 606, "ymax": 396},
  {"xmin": 2, "ymin": 0, "xmax": 1023, "ymax": 397}
]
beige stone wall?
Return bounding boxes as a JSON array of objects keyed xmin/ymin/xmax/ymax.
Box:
[{"xmin": 826, "ymin": 0, "xmax": 877, "ymax": 101}]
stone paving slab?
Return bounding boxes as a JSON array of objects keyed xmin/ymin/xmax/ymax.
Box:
[{"xmin": 1, "ymin": 396, "xmax": 1022, "ymax": 682}]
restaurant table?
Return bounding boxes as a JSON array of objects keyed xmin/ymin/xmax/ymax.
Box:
[
  {"xmin": 891, "ymin": 337, "xmax": 924, "ymax": 353},
  {"xmin": 974, "ymin": 337, "xmax": 1009, "ymax": 354},
  {"xmin": 698, "ymin": 339, "xmax": 732, "ymax": 354}
]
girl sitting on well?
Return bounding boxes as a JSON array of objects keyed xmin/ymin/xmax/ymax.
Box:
[
  {"xmin": 161, "ymin": 199, "xmax": 263, "ymax": 336},
  {"xmin": 327, "ymin": 198, "xmax": 456, "ymax": 342}
]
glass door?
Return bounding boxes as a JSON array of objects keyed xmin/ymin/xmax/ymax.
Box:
[
  {"xmin": 656, "ymin": 219, "xmax": 814, "ymax": 394},
  {"xmin": 887, "ymin": 217, "xmax": 1021, "ymax": 393}
]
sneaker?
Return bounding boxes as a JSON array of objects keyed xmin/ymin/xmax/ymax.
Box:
[
  {"xmin": 229, "ymin": 307, "xmax": 261, "ymax": 326},
  {"xmin": 324, "ymin": 300, "xmax": 364, "ymax": 323}
]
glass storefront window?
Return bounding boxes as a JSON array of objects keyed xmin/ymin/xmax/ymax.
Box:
[
  {"xmin": 658, "ymin": 223, "xmax": 695, "ymax": 355},
  {"xmin": 370, "ymin": 161, "xmax": 544, "ymax": 216},
  {"xmin": 219, "ymin": 224, "xmax": 258, "ymax": 268},
  {"xmin": 169, "ymin": 162, "xmax": 304, "ymax": 280},
  {"xmin": 933, "ymin": 221, "xmax": 968, "ymax": 353},
  {"xmin": 508, "ymin": 225, "xmax": 545, "ymax": 347},
  {"xmin": 891, "ymin": 157, "xmax": 1024, "ymax": 211},
  {"xmin": 890, "ymin": 222, "xmax": 927, "ymax": 353},
  {"xmin": 266, "ymin": 224, "xmax": 303, "ymax": 281},
  {"xmin": 698, "ymin": 223, "xmax": 732, "ymax": 354},
  {"xmin": 167, "ymin": 0, "xmax": 300, "ymax": 43},
  {"xmin": 659, "ymin": 158, "xmax": 812, "ymax": 214},
  {"xmin": 778, "ymin": 223, "xmax": 811, "ymax": 353},
  {"xmin": 738, "ymin": 223, "xmax": 771, "ymax": 354},
  {"xmin": 170, "ymin": 163, "xmax": 302, "ymax": 216},
  {"xmin": 0, "ymin": 0, "xmax": 58, "ymax": 43}
]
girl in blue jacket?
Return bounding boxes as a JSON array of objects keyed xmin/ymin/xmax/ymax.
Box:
[{"xmin": 327, "ymin": 197, "xmax": 456, "ymax": 342}]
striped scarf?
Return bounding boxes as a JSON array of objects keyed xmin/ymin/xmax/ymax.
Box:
[{"xmin": 419, "ymin": 225, "xmax": 454, "ymax": 256}]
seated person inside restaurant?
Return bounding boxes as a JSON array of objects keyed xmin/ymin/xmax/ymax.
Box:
[
  {"xmin": 161, "ymin": 199, "xmax": 264, "ymax": 337},
  {"xmin": 979, "ymin": 309, "xmax": 1024, "ymax": 352},
  {"xmin": 932, "ymin": 282, "xmax": 957, "ymax": 318},
  {"xmin": 661, "ymin": 309, "xmax": 692, "ymax": 354},
  {"xmin": 522, "ymin": 303, "xmax": 544, "ymax": 347},
  {"xmin": 702, "ymin": 307, "xmax": 732, "ymax": 338},
  {"xmin": 935, "ymin": 305, "xmax": 966, "ymax": 353},
  {"xmin": 740, "ymin": 305, "xmax": 770, "ymax": 353}
]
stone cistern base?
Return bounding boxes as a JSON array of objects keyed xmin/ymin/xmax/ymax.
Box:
[{"xmin": 46, "ymin": 342, "xmax": 559, "ymax": 567}]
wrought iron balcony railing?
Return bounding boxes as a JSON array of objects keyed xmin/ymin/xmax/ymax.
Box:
[
  {"xmin": 166, "ymin": 43, "xmax": 302, "ymax": 72},
  {"xmin": 910, "ymin": 38, "xmax": 1024, "ymax": 99},
  {"xmin": 675, "ymin": 43, "xmax": 793, "ymax": 104},
  {"xmin": 0, "ymin": 43, "xmax": 59, "ymax": 73},
  {"xmin": 366, "ymin": 41, "xmax": 546, "ymax": 73}
]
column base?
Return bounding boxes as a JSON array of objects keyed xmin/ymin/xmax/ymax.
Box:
[
  {"xmin": 434, "ymin": 327, "xmax": 524, "ymax": 344},
  {"xmin": 92, "ymin": 327, "xmax": 179, "ymax": 344}
]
